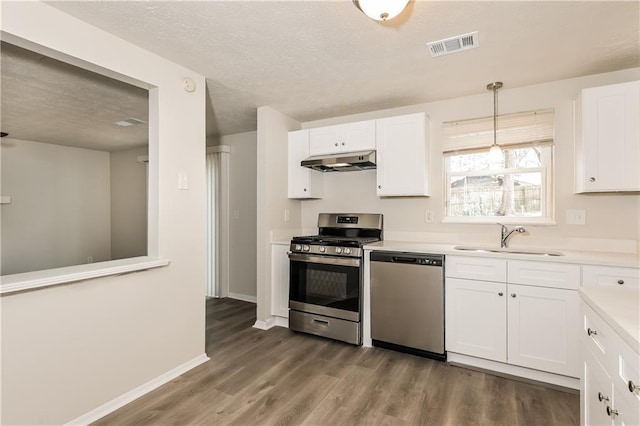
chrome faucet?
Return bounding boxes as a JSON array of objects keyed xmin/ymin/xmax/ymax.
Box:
[{"xmin": 498, "ymin": 223, "xmax": 526, "ymax": 248}]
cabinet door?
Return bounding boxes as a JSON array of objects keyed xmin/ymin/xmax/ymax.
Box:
[
  {"xmin": 270, "ymin": 244, "xmax": 290, "ymax": 318},
  {"xmin": 308, "ymin": 120, "xmax": 375, "ymax": 155},
  {"xmin": 309, "ymin": 124, "xmax": 344, "ymax": 155},
  {"xmin": 376, "ymin": 113, "xmax": 429, "ymax": 196},
  {"xmin": 579, "ymin": 80, "xmax": 640, "ymax": 192},
  {"xmin": 582, "ymin": 347, "xmax": 614, "ymax": 426},
  {"xmin": 507, "ymin": 284, "xmax": 580, "ymax": 377},
  {"xmin": 445, "ymin": 277, "xmax": 507, "ymax": 362},
  {"xmin": 344, "ymin": 120, "xmax": 376, "ymax": 152},
  {"xmin": 288, "ymin": 130, "xmax": 323, "ymax": 198}
]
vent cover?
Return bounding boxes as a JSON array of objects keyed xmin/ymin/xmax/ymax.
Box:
[{"xmin": 426, "ymin": 31, "xmax": 479, "ymax": 57}]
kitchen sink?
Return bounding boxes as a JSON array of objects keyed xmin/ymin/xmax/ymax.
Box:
[{"xmin": 453, "ymin": 246, "xmax": 564, "ymax": 256}]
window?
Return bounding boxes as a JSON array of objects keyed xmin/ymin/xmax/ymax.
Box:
[{"xmin": 443, "ymin": 110, "xmax": 554, "ymax": 224}]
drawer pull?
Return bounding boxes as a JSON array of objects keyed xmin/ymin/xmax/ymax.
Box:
[
  {"xmin": 587, "ymin": 328, "xmax": 597, "ymax": 337},
  {"xmin": 511, "ymin": 293, "xmax": 516, "ymax": 298},
  {"xmin": 606, "ymin": 406, "xmax": 618, "ymax": 417},
  {"xmin": 498, "ymin": 292, "xmax": 504, "ymax": 296},
  {"xmin": 598, "ymin": 392, "xmax": 609, "ymax": 402},
  {"xmin": 617, "ymin": 279, "xmax": 624, "ymax": 285},
  {"xmin": 313, "ymin": 319, "xmax": 329, "ymax": 326},
  {"xmin": 629, "ymin": 380, "xmax": 640, "ymax": 393}
]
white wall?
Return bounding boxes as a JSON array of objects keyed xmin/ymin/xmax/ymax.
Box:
[
  {"xmin": 0, "ymin": 3, "xmax": 206, "ymax": 425},
  {"xmin": 110, "ymin": 146, "xmax": 148, "ymax": 260},
  {"xmin": 301, "ymin": 68, "xmax": 640, "ymax": 252},
  {"xmin": 1, "ymin": 138, "xmax": 111, "ymax": 275},
  {"xmin": 256, "ymin": 107, "xmax": 302, "ymax": 323},
  {"xmin": 214, "ymin": 131, "xmax": 258, "ymax": 300}
]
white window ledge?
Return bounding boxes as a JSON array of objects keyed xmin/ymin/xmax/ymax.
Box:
[{"xmin": 0, "ymin": 257, "xmax": 170, "ymax": 296}]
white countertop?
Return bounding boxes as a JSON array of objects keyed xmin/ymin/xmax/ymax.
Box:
[
  {"xmin": 579, "ymin": 287, "xmax": 640, "ymax": 353},
  {"xmin": 364, "ymin": 240, "xmax": 640, "ymax": 268}
]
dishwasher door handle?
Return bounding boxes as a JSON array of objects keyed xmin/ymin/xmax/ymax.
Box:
[{"xmin": 392, "ymin": 256, "xmax": 419, "ymax": 264}]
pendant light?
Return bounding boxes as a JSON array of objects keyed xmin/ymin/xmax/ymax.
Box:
[
  {"xmin": 487, "ymin": 81, "xmax": 503, "ymax": 162},
  {"xmin": 354, "ymin": 0, "xmax": 410, "ymax": 21}
]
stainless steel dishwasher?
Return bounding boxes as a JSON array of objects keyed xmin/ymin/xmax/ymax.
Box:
[{"xmin": 370, "ymin": 251, "xmax": 445, "ymax": 361}]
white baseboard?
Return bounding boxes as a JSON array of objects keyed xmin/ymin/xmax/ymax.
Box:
[
  {"xmin": 228, "ymin": 292, "xmax": 257, "ymax": 303},
  {"xmin": 65, "ymin": 353, "xmax": 209, "ymax": 426},
  {"xmin": 253, "ymin": 315, "xmax": 288, "ymax": 330},
  {"xmin": 253, "ymin": 317, "xmax": 276, "ymax": 330},
  {"xmin": 447, "ymin": 352, "xmax": 580, "ymax": 390}
]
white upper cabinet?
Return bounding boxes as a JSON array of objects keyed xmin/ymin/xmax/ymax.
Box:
[
  {"xmin": 308, "ymin": 120, "xmax": 375, "ymax": 156},
  {"xmin": 575, "ymin": 80, "xmax": 640, "ymax": 193},
  {"xmin": 376, "ymin": 113, "xmax": 430, "ymax": 197},
  {"xmin": 288, "ymin": 129, "xmax": 323, "ymax": 199}
]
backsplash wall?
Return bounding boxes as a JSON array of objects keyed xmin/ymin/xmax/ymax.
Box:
[{"xmin": 301, "ymin": 68, "xmax": 640, "ymax": 253}]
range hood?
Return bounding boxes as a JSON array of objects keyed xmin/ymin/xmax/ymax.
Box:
[{"xmin": 301, "ymin": 150, "xmax": 376, "ymax": 172}]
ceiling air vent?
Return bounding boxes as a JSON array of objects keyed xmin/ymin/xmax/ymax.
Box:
[{"xmin": 426, "ymin": 31, "xmax": 479, "ymax": 58}]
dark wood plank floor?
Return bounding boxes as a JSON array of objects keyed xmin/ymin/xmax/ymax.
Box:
[{"xmin": 94, "ymin": 298, "xmax": 579, "ymax": 425}]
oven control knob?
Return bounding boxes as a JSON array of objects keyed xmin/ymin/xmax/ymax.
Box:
[
  {"xmin": 302, "ymin": 245, "xmax": 310, "ymax": 252},
  {"xmin": 344, "ymin": 248, "xmax": 352, "ymax": 254},
  {"xmin": 294, "ymin": 244, "xmax": 302, "ymax": 251},
  {"xmin": 335, "ymin": 247, "xmax": 343, "ymax": 254},
  {"xmin": 319, "ymin": 247, "xmax": 326, "ymax": 253}
]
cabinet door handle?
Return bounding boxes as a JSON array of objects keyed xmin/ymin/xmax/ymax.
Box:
[
  {"xmin": 598, "ymin": 392, "xmax": 609, "ymax": 402},
  {"xmin": 378, "ymin": 185, "xmax": 382, "ymax": 189},
  {"xmin": 606, "ymin": 406, "xmax": 618, "ymax": 417},
  {"xmin": 629, "ymin": 380, "xmax": 640, "ymax": 393},
  {"xmin": 617, "ymin": 279, "xmax": 624, "ymax": 285},
  {"xmin": 587, "ymin": 328, "xmax": 597, "ymax": 336},
  {"xmin": 589, "ymin": 177, "xmax": 596, "ymax": 182},
  {"xmin": 498, "ymin": 292, "xmax": 504, "ymax": 296},
  {"xmin": 334, "ymin": 142, "xmax": 338, "ymax": 146},
  {"xmin": 510, "ymin": 293, "xmax": 516, "ymax": 298},
  {"xmin": 303, "ymin": 188, "xmax": 307, "ymax": 192}
]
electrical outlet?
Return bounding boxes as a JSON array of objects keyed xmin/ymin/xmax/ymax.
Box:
[
  {"xmin": 284, "ymin": 209, "xmax": 290, "ymax": 222},
  {"xmin": 566, "ymin": 210, "xmax": 586, "ymax": 225},
  {"xmin": 87, "ymin": 256, "xmax": 93, "ymax": 263},
  {"xmin": 232, "ymin": 210, "xmax": 240, "ymax": 220},
  {"xmin": 425, "ymin": 210, "xmax": 434, "ymax": 223},
  {"xmin": 178, "ymin": 172, "xmax": 189, "ymax": 190}
]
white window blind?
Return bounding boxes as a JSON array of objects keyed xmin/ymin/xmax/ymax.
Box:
[{"xmin": 442, "ymin": 109, "xmax": 554, "ymax": 153}]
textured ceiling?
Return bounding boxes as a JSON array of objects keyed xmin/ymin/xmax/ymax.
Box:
[
  {"xmin": 5, "ymin": 1, "xmax": 640, "ymax": 147},
  {"xmin": 1, "ymin": 42, "xmax": 148, "ymax": 151}
]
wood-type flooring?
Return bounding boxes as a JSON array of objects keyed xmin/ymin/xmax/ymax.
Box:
[{"xmin": 94, "ymin": 298, "xmax": 579, "ymax": 425}]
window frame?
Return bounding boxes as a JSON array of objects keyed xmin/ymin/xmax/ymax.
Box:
[{"xmin": 442, "ymin": 145, "xmax": 555, "ymax": 225}]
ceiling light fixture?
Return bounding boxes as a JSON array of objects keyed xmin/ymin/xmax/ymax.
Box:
[
  {"xmin": 487, "ymin": 82, "xmax": 503, "ymax": 162},
  {"xmin": 353, "ymin": 0, "xmax": 410, "ymax": 21}
]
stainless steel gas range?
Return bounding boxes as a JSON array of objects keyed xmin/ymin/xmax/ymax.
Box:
[{"xmin": 288, "ymin": 213, "xmax": 383, "ymax": 345}]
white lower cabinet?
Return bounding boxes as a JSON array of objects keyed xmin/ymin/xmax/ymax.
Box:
[
  {"xmin": 583, "ymin": 347, "xmax": 614, "ymax": 426},
  {"xmin": 270, "ymin": 243, "xmax": 290, "ymax": 319},
  {"xmin": 507, "ymin": 284, "xmax": 580, "ymax": 376},
  {"xmin": 581, "ymin": 302, "xmax": 640, "ymax": 426},
  {"xmin": 445, "ymin": 277, "xmax": 507, "ymax": 362},
  {"xmin": 445, "ymin": 255, "xmax": 580, "ymax": 380}
]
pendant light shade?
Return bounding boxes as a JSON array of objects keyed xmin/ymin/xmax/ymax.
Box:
[
  {"xmin": 354, "ymin": 0, "xmax": 410, "ymax": 21},
  {"xmin": 487, "ymin": 81, "xmax": 503, "ymax": 160}
]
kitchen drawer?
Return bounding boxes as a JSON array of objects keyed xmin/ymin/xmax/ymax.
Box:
[
  {"xmin": 582, "ymin": 303, "xmax": 617, "ymax": 371},
  {"xmin": 445, "ymin": 256, "xmax": 506, "ymax": 282},
  {"xmin": 582, "ymin": 265, "xmax": 640, "ymax": 289},
  {"xmin": 614, "ymin": 337, "xmax": 640, "ymax": 405},
  {"xmin": 508, "ymin": 260, "xmax": 580, "ymax": 290}
]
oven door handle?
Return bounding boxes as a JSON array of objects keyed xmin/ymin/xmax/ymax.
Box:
[{"xmin": 288, "ymin": 252, "xmax": 360, "ymax": 268}]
